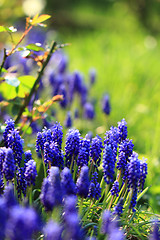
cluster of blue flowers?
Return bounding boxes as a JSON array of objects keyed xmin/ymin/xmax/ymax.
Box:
[
  {"xmin": 0, "ymin": 118, "xmax": 153, "ymax": 239},
  {"xmin": 0, "ymin": 119, "xmax": 37, "ymax": 198}
]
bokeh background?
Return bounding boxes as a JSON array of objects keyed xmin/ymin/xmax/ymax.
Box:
[{"xmin": 1, "ymin": 0, "xmax": 160, "ymax": 211}]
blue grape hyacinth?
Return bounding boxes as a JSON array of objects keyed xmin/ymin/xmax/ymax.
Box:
[
  {"xmin": 90, "ymin": 135, "xmax": 103, "ymax": 168},
  {"xmin": 5, "ymin": 205, "xmax": 39, "ymax": 240},
  {"xmin": 117, "ymin": 118, "xmax": 128, "ymax": 143},
  {"xmin": 76, "ymin": 166, "xmax": 90, "ymax": 198},
  {"xmin": 51, "ymin": 122, "xmax": 63, "ymax": 149},
  {"xmin": 3, "ymin": 148, "xmax": 15, "ymax": 182},
  {"xmin": 102, "ymin": 144, "xmax": 115, "ymax": 184},
  {"xmin": 61, "ymin": 167, "xmax": 76, "ymax": 196},
  {"xmin": 24, "ymin": 159, "xmax": 37, "ymax": 187},
  {"xmin": 83, "ymin": 102, "xmax": 95, "ymax": 120},
  {"xmin": 88, "ymin": 172, "xmax": 101, "ymax": 200},
  {"xmin": 102, "ymin": 94, "xmax": 111, "ymax": 115},
  {"xmin": 65, "ymin": 129, "xmax": 80, "ymax": 168},
  {"xmin": 77, "ymin": 137, "xmax": 90, "ymax": 168},
  {"xmin": 3, "ymin": 119, "xmax": 15, "ymax": 147},
  {"xmin": 110, "ymin": 180, "xmax": 119, "ymax": 197},
  {"xmin": 43, "ymin": 220, "xmax": 62, "ymax": 240},
  {"xmin": 64, "ymin": 111, "xmax": 72, "ymax": 128}
]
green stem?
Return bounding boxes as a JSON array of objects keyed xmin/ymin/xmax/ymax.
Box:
[
  {"xmin": 29, "ymin": 186, "xmax": 32, "ymax": 205},
  {"xmin": 70, "ymin": 155, "xmax": 74, "ymax": 172},
  {"xmin": 89, "ymin": 160, "xmax": 93, "ymax": 176},
  {"xmin": 108, "ymin": 195, "xmax": 114, "ymax": 210},
  {"xmin": 51, "ymin": 206, "xmax": 62, "ymax": 222},
  {"xmin": 79, "ymin": 197, "xmax": 84, "ymax": 216},
  {"xmin": 0, "ymin": 48, "xmax": 7, "ymax": 75},
  {"xmin": 114, "ymin": 180, "xmax": 127, "ymax": 206},
  {"xmin": 41, "ymin": 150, "xmax": 46, "ymax": 178}
]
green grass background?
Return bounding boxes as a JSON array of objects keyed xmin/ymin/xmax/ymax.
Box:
[{"xmin": 56, "ymin": 3, "xmax": 160, "ymax": 212}]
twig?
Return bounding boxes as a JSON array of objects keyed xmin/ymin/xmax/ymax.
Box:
[
  {"xmin": 0, "ymin": 48, "xmax": 7, "ymax": 74},
  {"xmin": 14, "ymin": 41, "xmax": 57, "ymax": 124}
]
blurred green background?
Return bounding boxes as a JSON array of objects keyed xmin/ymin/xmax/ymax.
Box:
[{"xmin": 1, "ymin": 0, "xmax": 160, "ymax": 211}]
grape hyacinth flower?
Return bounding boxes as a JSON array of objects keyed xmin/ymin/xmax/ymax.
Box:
[
  {"xmin": 3, "ymin": 183, "xmax": 17, "ymax": 208},
  {"xmin": 150, "ymin": 220, "xmax": 160, "ymax": 240},
  {"xmin": 6, "ymin": 129, "xmax": 24, "ymax": 167},
  {"xmin": 61, "ymin": 167, "xmax": 76, "ymax": 196},
  {"xmin": 118, "ymin": 118, "xmax": 128, "ymax": 143},
  {"xmin": 59, "ymin": 84, "xmax": 68, "ymax": 108},
  {"xmin": 90, "ymin": 135, "xmax": 103, "ymax": 168},
  {"xmin": 58, "ymin": 54, "xmax": 68, "ymax": 73},
  {"xmin": 83, "ymin": 102, "xmax": 95, "ymax": 120},
  {"xmin": 113, "ymin": 198, "xmax": 124, "ymax": 217},
  {"xmin": 6, "ymin": 206, "xmax": 39, "ymax": 240},
  {"xmin": 16, "ymin": 167, "xmax": 27, "ymax": 198},
  {"xmin": 40, "ymin": 178, "xmax": 54, "ymax": 212},
  {"xmin": 64, "ymin": 111, "xmax": 72, "ymax": 128},
  {"xmin": 89, "ymin": 68, "xmax": 96, "ymax": 85},
  {"xmin": 128, "ymin": 152, "xmax": 141, "ymax": 191},
  {"xmin": 77, "ymin": 137, "xmax": 90, "ymax": 168},
  {"xmin": 0, "ymin": 197, "xmax": 7, "ymax": 239},
  {"xmin": 102, "ymin": 145, "xmax": 115, "ymax": 184},
  {"xmin": 0, "ymin": 172, "xmax": 4, "ymax": 194},
  {"xmin": 24, "ymin": 150, "xmax": 32, "ymax": 163},
  {"xmin": 0, "ymin": 147, "xmax": 6, "ymax": 171},
  {"xmin": 51, "ymin": 122, "xmax": 63, "ymax": 150},
  {"xmin": 64, "ymin": 213, "xmax": 84, "ymax": 240},
  {"xmin": 63, "ymin": 196, "xmax": 77, "ymax": 218},
  {"xmin": 76, "ymin": 166, "xmax": 90, "ymax": 198},
  {"xmin": 110, "ymin": 180, "xmax": 119, "ymax": 197},
  {"xmin": 102, "ymin": 94, "xmax": 111, "ymax": 115},
  {"xmin": 128, "ymin": 152, "xmax": 141, "ymax": 211},
  {"xmin": 104, "ymin": 126, "xmax": 119, "ymax": 162},
  {"xmin": 80, "ymin": 84, "xmax": 88, "ymax": 106},
  {"xmin": 3, "ymin": 119, "xmax": 15, "ymax": 147},
  {"xmin": 47, "ymin": 167, "xmax": 63, "ymax": 207},
  {"xmin": 72, "ymin": 71, "xmax": 83, "ymax": 93},
  {"xmin": 44, "ymin": 142, "xmax": 54, "ymax": 165},
  {"xmin": 101, "ymin": 210, "xmax": 112, "ymax": 235},
  {"xmin": 65, "ymin": 129, "xmax": 80, "ymax": 168},
  {"xmin": 63, "ymin": 196, "xmax": 84, "ymax": 240},
  {"xmin": 88, "ymin": 172, "xmax": 101, "ymax": 200},
  {"xmin": 3, "ymin": 148, "xmax": 15, "ymax": 181},
  {"xmin": 108, "ymin": 227, "xmax": 125, "ymax": 240},
  {"xmin": 36, "ymin": 132, "xmax": 45, "ymax": 153},
  {"xmin": 138, "ymin": 159, "xmax": 148, "ymax": 192},
  {"xmin": 117, "ymin": 139, "xmax": 134, "ymax": 178},
  {"xmin": 43, "ymin": 220, "xmax": 62, "ymax": 240},
  {"xmin": 48, "ymin": 142, "xmax": 64, "ymax": 169},
  {"xmin": 24, "ymin": 160, "xmax": 37, "ymax": 187}
]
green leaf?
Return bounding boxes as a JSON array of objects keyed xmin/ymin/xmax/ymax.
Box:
[
  {"xmin": 21, "ymin": 125, "xmax": 32, "ymax": 135},
  {"xmin": 0, "ymin": 75, "xmax": 36, "ymax": 100},
  {"xmin": 31, "ymin": 14, "xmax": 51, "ymax": 26},
  {"xmin": 0, "ymin": 82, "xmax": 18, "ymax": 99},
  {"xmin": 5, "ymin": 75, "xmax": 20, "ymax": 87},
  {"xmin": 26, "ymin": 43, "xmax": 44, "ymax": 52},
  {"xmin": 0, "ymin": 26, "xmax": 7, "ymax": 32},
  {"xmin": 1, "ymin": 68, "xmax": 7, "ymax": 73},
  {"xmin": 137, "ymin": 186, "xmax": 150, "ymax": 202},
  {"xmin": 17, "ymin": 75, "xmax": 36, "ymax": 98}
]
